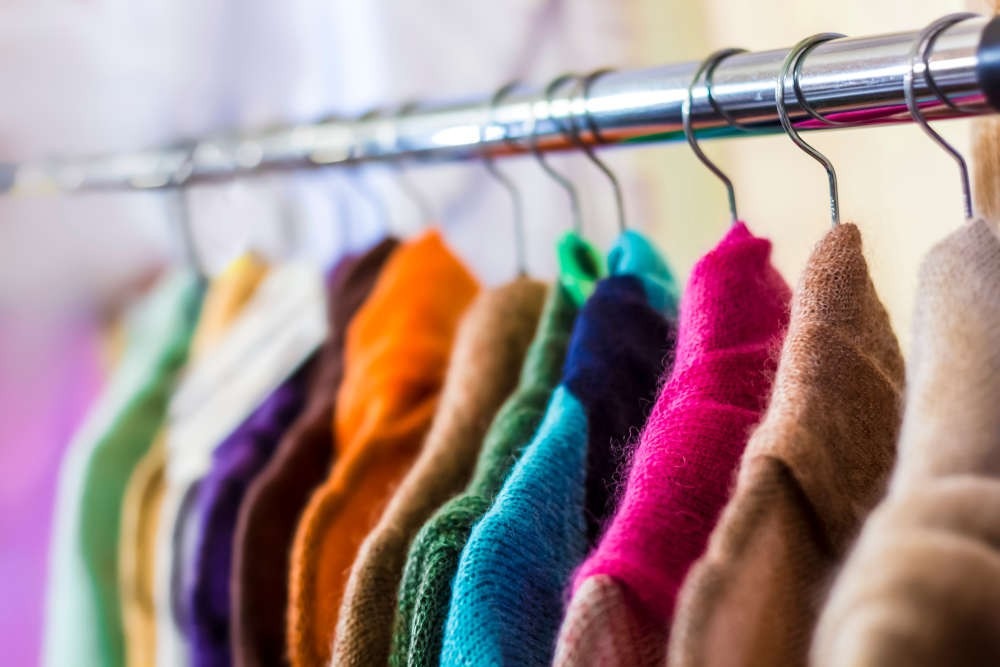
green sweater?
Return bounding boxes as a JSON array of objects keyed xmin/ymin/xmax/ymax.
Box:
[
  {"xmin": 43, "ymin": 272, "xmax": 202, "ymax": 667},
  {"xmin": 390, "ymin": 282, "xmax": 579, "ymax": 667}
]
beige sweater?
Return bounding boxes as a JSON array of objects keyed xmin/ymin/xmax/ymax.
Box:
[
  {"xmin": 811, "ymin": 217, "xmax": 1000, "ymax": 666},
  {"xmin": 668, "ymin": 223, "xmax": 904, "ymax": 667}
]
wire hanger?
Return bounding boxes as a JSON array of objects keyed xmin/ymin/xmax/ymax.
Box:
[
  {"xmin": 392, "ymin": 102, "xmax": 436, "ymax": 225},
  {"xmin": 528, "ymin": 73, "xmax": 584, "ymax": 235},
  {"xmin": 168, "ymin": 150, "xmax": 208, "ymax": 281},
  {"xmin": 331, "ymin": 112, "xmax": 393, "ymax": 240},
  {"xmin": 569, "ymin": 69, "xmax": 627, "ymax": 233},
  {"xmin": 904, "ymin": 13, "xmax": 978, "ymax": 221},
  {"xmin": 482, "ymin": 81, "xmax": 529, "ymax": 276},
  {"xmin": 775, "ymin": 33, "xmax": 844, "ymax": 227},
  {"xmin": 359, "ymin": 105, "xmax": 435, "ymax": 228},
  {"xmin": 682, "ymin": 48, "xmax": 746, "ymax": 225}
]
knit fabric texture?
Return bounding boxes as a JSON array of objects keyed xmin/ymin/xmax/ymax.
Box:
[
  {"xmin": 557, "ymin": 231, "xmax": 605, "ymax": 306},
  {"xmin": 287, "ymin": 230, "xmax": 478, "ymax": 667},
  {"xmin": 117, "ymin": 256, "xmax": 268, "ymax": 667},
  {"xmin": 440, "ymin": 230, "xmax": 678, "ymax": 667},
  {"xmin": 391, "ymin": 280, "xmax": 582, "ymax": 667},
  {"xmin": 231, "ymin": 239, "xmax": 397, "ymax": 667},
  {"xmin": 43, "ymin": 272, "xmax": 201, "ymax": 667},
  {"xmin": 555, "ymin": 222, "xmax": 791, "ymax": 667},
  {"xmin": 668, "ymin": 223, "xmax": 905, "ymax": 667},
  {"xmin": 811, "ymin": 218, "xmax": 1000, "ymax": 666},
  {"xmin": 330, "ymin": 277, "xmax": 547, "ymax": 666},
  {"xmin": 184, "ymin": 357, "xmax": 315, "ymax": 667}
]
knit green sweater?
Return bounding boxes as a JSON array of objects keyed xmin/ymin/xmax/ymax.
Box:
[{"xmin": 390, "ymin": 281, "xmax": 579, "ymax": 667}]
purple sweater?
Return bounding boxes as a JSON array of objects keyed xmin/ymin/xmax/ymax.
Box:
[{"xmin": 184, "ymin": 361, "xmax": 314, "ymax": 667}]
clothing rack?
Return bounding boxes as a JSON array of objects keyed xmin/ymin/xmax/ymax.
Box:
[{"xmin": 5, "ymin": 14, "xmax": 1000, "ymax": 195}]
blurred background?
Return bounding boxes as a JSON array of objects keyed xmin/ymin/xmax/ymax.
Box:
[{"xmin": 0, "ymin": 0, "xmax": 990, "ymax": 663}]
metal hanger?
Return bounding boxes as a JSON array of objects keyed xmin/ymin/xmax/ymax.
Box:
[
  {"xmin": 482, "ymin": 81, "xmax": 529, "ymax": 276},
  {"xmin": 775, "ymin": 33, "xmax": 845, "ymax": 226},
  {"xmin": 789, "ymin": 35, "xmax": 848, "ymax": 127},
  {"xmin": 391, "ymin": 103, "xmax": 436, "ymax": 225},
  {"xmin": 703, "ymin": 48, "xmax": 752, "ymax": 131},
  {"xmin": 528, "ymin": 73, "xmax": 584, "ymax": 235},
  {"xmin": 331, "ymin": 112, "xmax": 393, "ymax": 238},
  {"xmin": 569, "ymin": 69, "xmax": 627, "ymax": 233},
  {"xmin": 682, "ymin": 49, "xmax": 746, "ymax": 225},
  {"xmin": 359, "ymin": 106, "xmax": 435, "ymax": 227},
  {"xmin": 168, "ymin": 150, "xmax": 208, "ymax": 281},
  {"xmin": 904, "ymin": 13, "xmax": 978, "ymax": 220}
]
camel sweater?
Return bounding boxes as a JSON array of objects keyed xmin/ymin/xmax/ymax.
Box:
[
  {"xmin": 811, "ymin": 218, "xmax": 1000, "ymax": 666},
  {"xmin": 668, "ymin": 223, "xmax": 905, "ymax": 667}
]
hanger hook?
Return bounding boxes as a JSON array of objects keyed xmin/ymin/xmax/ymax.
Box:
[
  {"xmin": 385, "ymin": 103, "xmax": 435, "ymax": 225},
  {"xmin": 342, "ymin": 116, "xmax": 393, "ymax": 235},
  {"xmin": 682, "ymin": 48, "xmax": 746, "ymax": 225},
  {"xmin": 482, "ymin": 81, "xmax": 529, "ymax": 276},
  {"xmin": 570, "ymin": 69, "xmax": 627, "ymax": 233},
  {"xmin": 169, "ymin": 148, "xmax": 207, "ymax": 280},
  {"xmin": 528, "ymin": 73, "xmax": 584, "ymax": 235},
  {"xmin": 789, "ymin": 35, "xmax": 847, "ymax": 126},
  {"xmin": 775, "ymin": 33, "xmax": 844, "ymax": 227},
  {"xmin": 904, "ymin": 13, "xmax": 978, "ymax": 221}
]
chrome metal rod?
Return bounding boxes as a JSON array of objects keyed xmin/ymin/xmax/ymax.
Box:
[{"xmin": 5, "ymin": 15, "xmax": 1000, "ymax": 194}]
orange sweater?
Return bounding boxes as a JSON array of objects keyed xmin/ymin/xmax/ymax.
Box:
[{"xmin": 288, "ymin": 230, "xmax": 478, "ymax": 667}]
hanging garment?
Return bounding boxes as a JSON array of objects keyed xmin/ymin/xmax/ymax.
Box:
[
  {"xmin": 811, "ymin": 218, "xmax": 1000, "ymax": 666},
  {"xmin": 287, "ymin": 229, "xmax": 478, "ymax": 667},
  {"xmin": 231, "ymin": 239, "xmax": 398, "ymax": 667},
  {"xmin": 553, "ymin": 222, "xmax": 791, "ymax": 667},
  {"xmin": 157, "ymin": 258, "xmax": 328, "ymax": 667},
  {"xmin": 184, "ymin": 358, "xmax": 315, "ymax": 667},
  {"xmin": 330, "ymin": 276, "xmax": 546, "ymax": 666},
  {"xmin": 3, "ymin": 311, "xmax": 103, "ymax": 667},
  {"xmin": 43, "ymin": 272, "xmax": 202, "ymax": 667},
  {"xmin": 391, "ymin": 233, "xmax": 600, "ymax": 667},
  {"xmin": 118, "ymin": 255, "xmax": 268, "ymax": 667},
  {"xmin": 667, "ymin": 223, "xmax": 905, "ymax": 667},
  {"xmin": 440, "ymin": 230, "xmax": 678, "ymax": 667}
]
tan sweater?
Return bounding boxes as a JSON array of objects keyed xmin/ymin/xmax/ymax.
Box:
[
  {"xmin": 330, "ymin": 277, "xmax": 546, "ymax": 666},
  {"xmin": 668, "ymin": 223, "xmax": 905, "ymax": 667},
  {"xmin": 811, "ymin": 218, "xmax": 1000, "ymax": 666}
]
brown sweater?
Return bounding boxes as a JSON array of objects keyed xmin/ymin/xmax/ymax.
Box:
[
  {"xmin": 230, "ymin": 239, "xmax": 397, "ymax": 667},
  {"xmin": 330, "ymin": 277, "xmax": 546, "ymax": 666},
  {"xmin": 668, "ymin": 223, "xmax": 905, "ymax": 667},
  {"xmin": 811, "ymin": 218, "xmax": 1000, "ymax": 666}
]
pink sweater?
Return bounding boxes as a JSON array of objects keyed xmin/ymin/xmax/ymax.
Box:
[{"xmin": 554, "ymin": 223, "xmax": 791, "ymax": 666}]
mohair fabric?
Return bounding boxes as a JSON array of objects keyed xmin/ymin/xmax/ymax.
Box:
[
  {"xmin": 185, "ymin": 357, "xmax": 315, "ymax": 667},
  {"xmin": 118, "ymin": 256, "xmax": 268, "ymax": 667},
  {"xmin": 555, "ymin": 222, "xmax": 791, "ymax": 667},
  {"xmin": 43, "ymin": 272, "xmax": 201, "ymax": 667},
  {"xmin": 440, "ymin": 231, "xmax": 678, "ymax": 667},
  {"xmin": 811, "ymin": 218, "xmax": 1000, "ymax": 666},
  {"xmin": 232, "ymin": 239, "xmax": 397, "ymax": 667},
  {"xmin": 287, "ymin": 230, "xmax": 478, "ymax": 667},
  {"xmin": 331, "ymin": 277, "xmax": 547, "ymax": 666},
  {"xmin": 667, "ymin": 223, "xmax": 905, "ymax": 667},
  {"xmin": 391, "ymin": 280, "xmax": 584, "ymax": 667}
]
